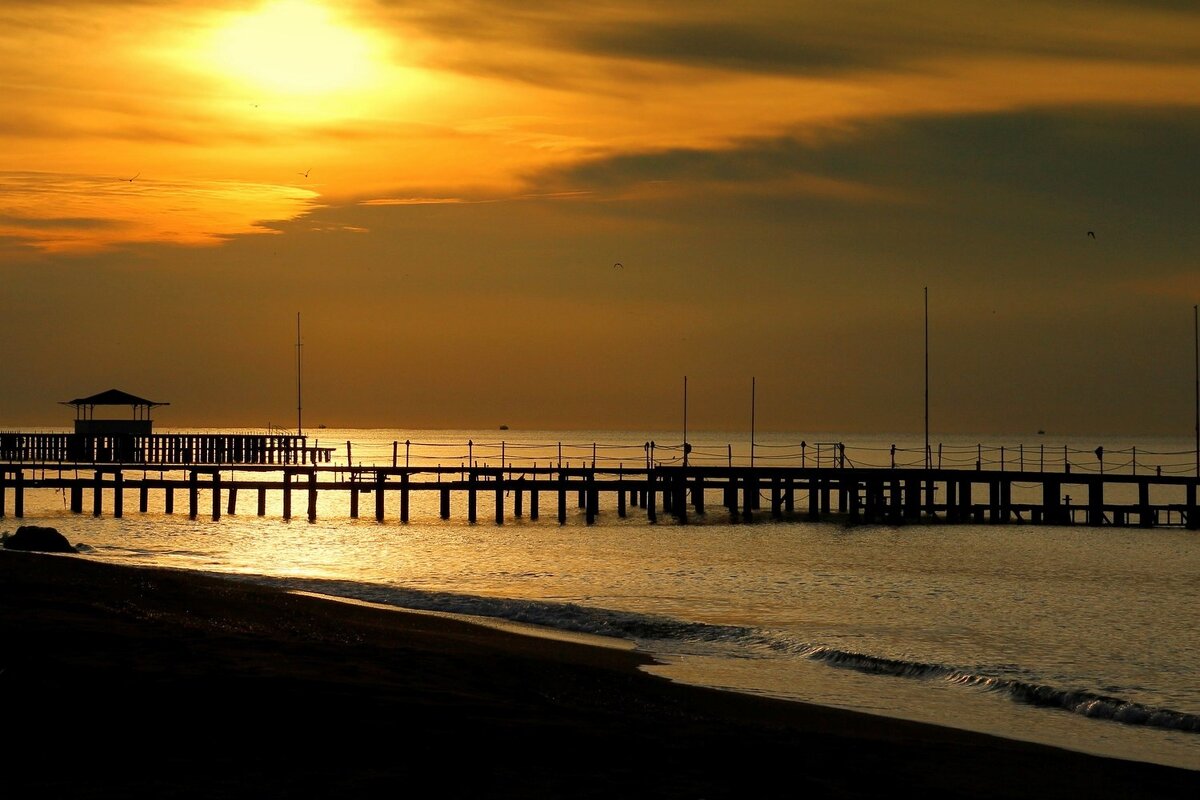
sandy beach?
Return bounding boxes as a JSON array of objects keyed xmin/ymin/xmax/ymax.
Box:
[{"xmin": 1, "ymin": 550, "xmax": 1195, "ymax": 799}]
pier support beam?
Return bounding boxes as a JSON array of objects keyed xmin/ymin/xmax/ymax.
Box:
[
  {"xmin": 530, "ymin": 482, "xmax": 539, "ymax": 520},
  {"xmin": 140, "ymin": 484, "xmax": 149, "ymax": 514},
  {"xmin": 113, "ymin": 471, "xmax": 123, "ymax": 519},
  {"xmin": 165, "ymin": 486, "xmax": 174, "ymax": 515},
  {"xmin": 94, "ymin": 471, "xmax": 103, "ymax": 518},
  {"xmin": 558, "ymin": 472, "xmax": 567, "ymax": 525},
  {"xmin": 282, "ymin": 471, "xmax": 292, "ymax": 520},
  {"xmin": 189, "ymin": 471, "xmax": 199, "ymax": 520},
  {"xmin": 375, "ymin": 473, "xmax": 385, "ymax": 523},
  {"xmin": 808, "ymin": 477, "xmax": 820, "ymax": 521},
  {"xmin": 307, "ymin": 470, "xmax": 317, "ymax": 522},
  {"xmin": 440, "ymin": 487, "xmax": 451, "ymax": 520},
  {"xmin": 515, "ymin": 480, "xmax": 524, "ymax": 518},
  {"xmin": 401, "ymin": 472, "xmax": 410, "ymax": 523},
  {"xmin": 228, "ymin": 485, "xmax": 238, "ymax": 516},
  {"xmin": 1186, "ymin": 484, "xmax": 1197, "ymax": 530},
  {"xmin": 1088, "ymin": 479, "xmax": 1104, "ymax": 527},
  {"xmin": 496, "ymin": 475, "xmax": 505, "ymax": 525},
  {"xmin": 1138, "ymin": 481, "xmax": 1152, "ymax": 528},
  {"xmin": 257, "ymin": 487, "xmax": 266, "ymax": 517},
  {"xmin": 71, "ymin": 484, "xmax": 83, "ymax": 514},
  {"xmin": 468, "ymin": 472, "xmax": 478, "ymax": 524},
  {"xmin": 647, "ymin": 471, "xmax": 657, "ymax": 523},
  {"xmin": 211, "ymin": 472, "xmax": 221, "ymax": 521},
  {"xmin": 742, "ymin": 474, "xmax": 757, "ymax": 522}
]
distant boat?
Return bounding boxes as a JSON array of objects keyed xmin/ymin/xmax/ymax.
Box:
[
  {"xmin": 318, "ymin": 424, "xmax": 327, "ymax": 429},
  {"xmin": 1037, "ymin": 429, "xmax": 1045, "ymax": 435},
  {"xmin": 499, "ymin": 424, "xmax": 509, "ymax": 430}
]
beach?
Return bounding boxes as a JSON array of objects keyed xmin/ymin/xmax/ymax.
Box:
[{"xmin": 1, "ymin": 550, "xmax": 1195, "ymax": 799}]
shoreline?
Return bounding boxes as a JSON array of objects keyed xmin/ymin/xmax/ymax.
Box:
[{"xmin": 1, "ymin": 550, "xmax": 1195, "ymax": 798}]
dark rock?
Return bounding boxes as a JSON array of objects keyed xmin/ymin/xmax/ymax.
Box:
[{"xmin": 3, "ymin": 525, "xmax": 77, "ymax": 554}]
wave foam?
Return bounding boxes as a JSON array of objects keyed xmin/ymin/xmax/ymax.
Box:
[{"xmin": 223, "ymin": 572, "xmax": 1200, "ymax": 736}]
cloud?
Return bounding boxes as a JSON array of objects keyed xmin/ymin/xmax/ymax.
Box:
[{"xmin": 0, "ymin": 171, "xmax": 318, "ymax": 252}]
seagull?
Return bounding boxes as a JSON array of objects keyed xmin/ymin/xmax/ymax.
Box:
[
  {"xmin": 1087, "ymin": 231, "xmax": 1095, "ymax": 239},
  {"xmin": 298, "ymin": 168, "xmax": 311, "ymax": 178},
  {"xmin": 613, "ymin": 262, "xmax": 624, "ymax": 269},
  {"xmin": 124, "ymin": 172, "xmax": 139, "ymax": 183}
]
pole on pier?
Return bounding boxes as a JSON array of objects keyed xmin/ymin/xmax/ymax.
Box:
[
  {"xmin": 164, "ymin": 486, "xmax": 174, "ymax": 515},
  {"xmin": 93, "ymin": 470, "xmax": 104, "ymax": 517},
  {"xmin": 228, "ymin": 485, "xmax": 238, "ymax": 515},
  {"xmin": 750, "ymin": 377, "xmax": 756, "ymax": 468},
  {"xmin": 440, "ymin": 487, "xmax": 451, "ymax": 520},
  {"xmin": 1194, "ymin": 304, "xmax": 1199, "ymax": 477},
  {"xmin": 140, "ymin": 483, "xmax": 149, "ymax": 513},
  {"xmin": 350, "ymin": 478, "xmax": 360, "ymax": 518},
  {"xmin": 114, "ymin": 472, "xmax": 125, "ymax": 519},
  {"xmin": 257, "ymin": 486, "xmax": 266, "ymax": 516},
  {"xmin": 0, "ymin": 471, "xmax": 6, "ymax": 518}
]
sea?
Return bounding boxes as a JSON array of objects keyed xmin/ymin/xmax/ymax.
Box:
[{"xmin": 4, "ymin": 427, "xmax": 1199, "ymax": 772}]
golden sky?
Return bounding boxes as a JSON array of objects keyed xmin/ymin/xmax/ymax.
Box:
[{"xmin": 2, "ymin": 0, "xmax": 1199, "ymax": 433}]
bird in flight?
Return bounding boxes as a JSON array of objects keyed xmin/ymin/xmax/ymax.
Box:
[
  {"xmin": 298, "ymin": 168, "xmax": 311, "ymax": 178},
  {"xmin": 613, "ymin": 262, "xmax": 624, "ymax": 269},
  {"xmin": 1087, "ymin": 231, "xmax": 1095, "ymax": 239},
  {"xmin": 124, "ymin": 172, "xmax": 139, "ymax": 183}
]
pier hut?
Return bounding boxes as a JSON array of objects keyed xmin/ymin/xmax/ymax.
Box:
[{"xmin": 62, "ymin": 388, "xmax": 168, "ymax": 462}]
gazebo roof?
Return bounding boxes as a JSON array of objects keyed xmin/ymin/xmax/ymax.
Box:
[{"xmin": 61, "ymin": 389, "xmax": 169, "ymax": 408}]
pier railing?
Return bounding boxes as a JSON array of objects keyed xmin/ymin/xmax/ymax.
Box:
[
  {"xmin": 2, "ymin": 433, "xmax": 1197, "ymax": 478},
  {"xmin": 0, "ymin": 432, "xmax": 333, "ymax": 466}
]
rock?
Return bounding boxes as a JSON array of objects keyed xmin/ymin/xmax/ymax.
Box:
[{"xmin": 3, "ymin": 525, "xmax": 77, "ymax": 554}]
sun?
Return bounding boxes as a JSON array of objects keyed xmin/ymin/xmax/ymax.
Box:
[{"xmin": 206, "ymin": 1, "xmax": 382, "ymax": 95}]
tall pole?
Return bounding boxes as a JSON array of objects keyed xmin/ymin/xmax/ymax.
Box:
[
  {"xmin": 750, "ymin": 376, "xmax": 756, "ymax": 468},
  {"xmin": 924, "ymin": 286, "xmax": 930, "ymax": 469},
  {"xmin": 296, "ymin": 311, "xmax": 303, "ymax": 436},
  {"xmin": 1194, "ymin": 304, "xmax": 1198, "ymax": 476},
  {"xmin": 683, "ymin": 375, "xmax": 688, "ymax": 467}
]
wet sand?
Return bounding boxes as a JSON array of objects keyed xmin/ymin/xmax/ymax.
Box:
[{"xmin": 0, "ymin": 550, "xmax": 1195, "ymax": 798}]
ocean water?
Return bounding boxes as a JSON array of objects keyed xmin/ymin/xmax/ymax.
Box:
[{"xmin": 4, "ymin": 427, "xmax": 1199, "ymax": 771}]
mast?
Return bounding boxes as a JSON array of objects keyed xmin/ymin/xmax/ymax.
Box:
[
  {"xmin": 751, "ymin": 376, "xmax": 756, "ymax": 468},
  {"xmin": 296, "ymin": 311, "xmax": 303, "ymax": 436},
  {"xmin": 683, "ymin": 375, "xmax": 688, "ymax": 467},
  {"xmin": 924, "ymin": 286, "xmax": 930, "ymax": 469}
]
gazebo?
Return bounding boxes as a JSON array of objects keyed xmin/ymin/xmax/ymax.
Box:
[{"xmin": 61, "ymin": 389, "xmax": 169, "ymax": 437}]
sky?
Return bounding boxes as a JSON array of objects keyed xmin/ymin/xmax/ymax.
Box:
[{"xmin": 2, "ymin": 0, "xmax": 1199, "ymax": 435}]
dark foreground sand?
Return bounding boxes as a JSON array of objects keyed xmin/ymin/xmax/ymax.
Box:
[{"xmin": 1, "ymin": 551, "xmax": 1195, "ymax": 799}]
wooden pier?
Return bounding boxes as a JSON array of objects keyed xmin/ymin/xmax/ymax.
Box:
[{"xmin": 1, "ymin": 462, "xmax": 1197, "ymax": 530}]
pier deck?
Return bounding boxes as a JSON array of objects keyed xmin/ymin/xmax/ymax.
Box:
[{"xmin": 1, "ymin": 462, "xmax": 1197, "ymax": 530}]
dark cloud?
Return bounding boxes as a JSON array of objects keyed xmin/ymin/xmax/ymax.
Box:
[{"xmin": 376, "ymin": 0, "xmax": 1200, "ymax": 83}]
